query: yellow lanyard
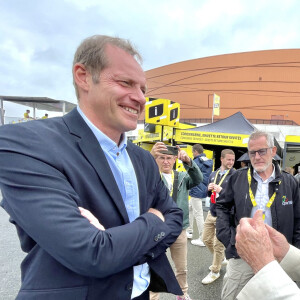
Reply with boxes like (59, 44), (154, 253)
(247, 168), (281, 219)
(212, 169), (230, 191)
(161, 171), (174, 196)
(214, 169), (230, 185)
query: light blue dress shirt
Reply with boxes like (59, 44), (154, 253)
(251, 165), (276, 226)
(77, 107), (150, 298)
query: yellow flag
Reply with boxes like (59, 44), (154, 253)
(213, 93), (220, 116)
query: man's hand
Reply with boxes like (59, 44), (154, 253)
(214, 184), (222, 193)
(236, 210), (275, 273)
(148, 208), (165, 222)
(177, 147), (191, 165)
(266, 224), (290, 262)
(208, 182), (214, 191)
(208, 182), (222, 193)
(79, 207), (105, 230)
(150, 142), (168, 159)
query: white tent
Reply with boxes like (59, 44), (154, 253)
(0, 96), (76, 125)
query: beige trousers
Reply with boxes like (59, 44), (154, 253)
(202, 211), (225, 273)
(149, 230), (188, 299)
(221, 258), (254, 300)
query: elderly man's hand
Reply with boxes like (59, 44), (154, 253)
(150, 142), (168, 159)
(236, 210), (275, 273)
(177, 147), (191, 165)
(266, 224), (290, 262)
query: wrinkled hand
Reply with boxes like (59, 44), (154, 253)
(79, 207), (105, 230)
(150, 142), (168, 159)
(266, 224), (290, 262)
(148, 208), (165, 222)
(177, 147), (191, 165)
(236, 210), (275, 273)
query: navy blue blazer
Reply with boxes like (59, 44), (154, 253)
(0, 109), (183, 300)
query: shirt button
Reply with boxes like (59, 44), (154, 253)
(161, 232), (165, 237)
(126, 283), (132, 290)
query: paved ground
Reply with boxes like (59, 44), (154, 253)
(0, 191), (223, 300)
(0, 198), (26, 299)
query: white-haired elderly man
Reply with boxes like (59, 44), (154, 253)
(216, 130), (300, 300)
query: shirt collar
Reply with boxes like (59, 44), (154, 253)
(76, 106), (127, 153)
(219, 169), (228, 176)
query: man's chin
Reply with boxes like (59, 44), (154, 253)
(253, 164), (269, 173)
(124, 123), (138, 132)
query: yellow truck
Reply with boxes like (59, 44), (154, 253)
(282, 135), (300, 173)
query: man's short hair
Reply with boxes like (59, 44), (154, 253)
(221, 149), (235, 158)
(248, 130), (274, 149)
(192, 144), (204, 154)
(73, 35), (142, 100)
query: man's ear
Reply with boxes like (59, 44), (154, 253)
(73, 63), (91, 92)
(271, 146), (277, 157)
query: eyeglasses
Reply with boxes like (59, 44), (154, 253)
(248, 148), (271, 158)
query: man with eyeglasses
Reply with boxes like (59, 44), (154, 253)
(216, 130), (300, 300)
(150, 142), (203, 300)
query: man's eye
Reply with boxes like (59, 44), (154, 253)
(118, 80), (130, 86)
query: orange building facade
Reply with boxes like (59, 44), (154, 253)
(145, 49), (300, 125)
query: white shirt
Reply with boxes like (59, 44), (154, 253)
(162, 173), (173, 193)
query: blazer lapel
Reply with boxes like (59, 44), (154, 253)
(63, 109), (129, 224)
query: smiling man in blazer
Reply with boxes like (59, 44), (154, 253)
(0, 35), (183, 300)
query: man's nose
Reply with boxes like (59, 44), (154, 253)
(131, 88), (146, 105)
(254, 151), (261, 159)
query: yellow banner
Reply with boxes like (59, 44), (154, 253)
(175, 130), (249, 147)
(213, 94), (220, 116)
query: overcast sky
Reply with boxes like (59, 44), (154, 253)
(1, 0), (299, 118)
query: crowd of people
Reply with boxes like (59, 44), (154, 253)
(0, 34), (299, 300)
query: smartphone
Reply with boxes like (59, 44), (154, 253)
(161, 145), (178, 156)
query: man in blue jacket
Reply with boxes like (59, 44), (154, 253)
(188, 144), (213, 246)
